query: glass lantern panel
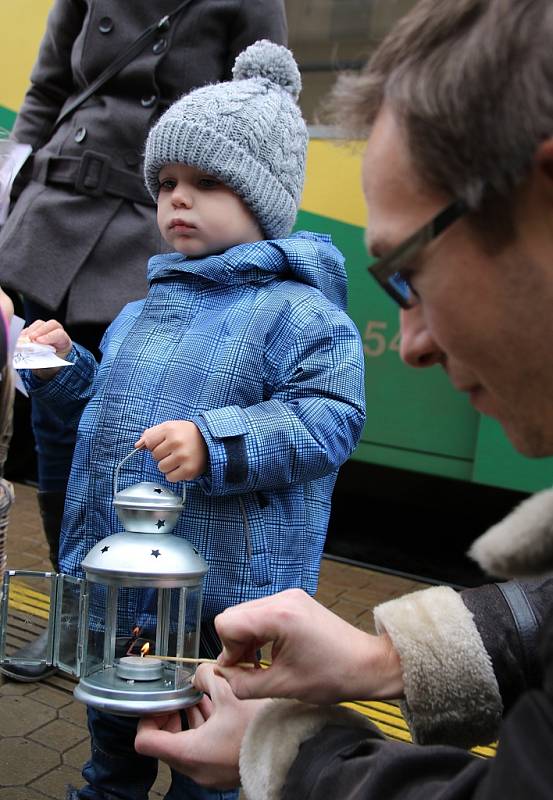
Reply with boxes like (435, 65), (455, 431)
(175, 584), (203, 689)
(53, 574), (86, 677)
(0, 571), (56, 668)
(82, 581), (109, 677)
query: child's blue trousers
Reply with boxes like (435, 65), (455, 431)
(77, 707), (239, 800)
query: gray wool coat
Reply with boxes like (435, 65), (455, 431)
(0, 0), (287, 324)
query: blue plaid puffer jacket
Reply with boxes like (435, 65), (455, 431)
(24, 231), (365, 627)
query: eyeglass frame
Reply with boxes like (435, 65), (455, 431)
(367, 198), (469, 309)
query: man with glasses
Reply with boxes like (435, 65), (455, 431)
(134, 0), (553, 797)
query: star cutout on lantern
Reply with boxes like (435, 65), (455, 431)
(101, 546), (109, 553)
(151, 549), (161, 558)
(156, 519), (166, 529)
(154, 488), (163, 494)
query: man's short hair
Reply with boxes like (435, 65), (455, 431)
(330, 0), (553, 239)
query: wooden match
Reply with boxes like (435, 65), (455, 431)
(143, 654), (258, 668)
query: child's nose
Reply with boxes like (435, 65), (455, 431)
(172, 184), (193, 208)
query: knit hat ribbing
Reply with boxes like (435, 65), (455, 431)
(144, 40), (307, 240)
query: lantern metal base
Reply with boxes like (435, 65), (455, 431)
(74, 665), (202, 716)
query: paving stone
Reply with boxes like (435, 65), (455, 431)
(0, 737), (59, 785)
(0, 787), (51, 799)
(27, 686), (73, 709)
(7, 551), (44, 569)
(59, 700), (88, 727)
(62, 738), (90, 770)
(327, 598), (367, 624)
(151, 760), (172, 796)
(0, 679), (35, 695)
(0, 695), (56, 737)
(318, 559), (375, 589)
(29, 718), (88, 752)
(30, 763), (83, 799)
(314, 586), (346, 607)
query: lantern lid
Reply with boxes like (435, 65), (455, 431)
(113, 481), (184, 512)
(81, 531), (209, 587)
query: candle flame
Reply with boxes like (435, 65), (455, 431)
(140, 642), (150, 658)
(131, 626), (141, 637)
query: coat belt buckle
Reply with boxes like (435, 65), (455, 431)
(75, 151), (111, 197)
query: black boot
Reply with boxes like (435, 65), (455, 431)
(37, 490), (66, 572)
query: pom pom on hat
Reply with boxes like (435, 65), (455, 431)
(232, 40), (302, 100)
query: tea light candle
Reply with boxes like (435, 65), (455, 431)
(116, 655), (163, 681)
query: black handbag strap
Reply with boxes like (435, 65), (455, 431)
(52, 0), (194, 132)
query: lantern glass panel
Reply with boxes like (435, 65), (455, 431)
(54, 574), (85, 676)
(0, 571), (56, 668)
(82, 581), (110, 676)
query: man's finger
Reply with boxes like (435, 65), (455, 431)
(135, 725), (190, 767)
(214, 662), (283, 700)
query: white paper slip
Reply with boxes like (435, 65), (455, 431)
(0, 134), (32, 225)
(13, 341), (73, 370)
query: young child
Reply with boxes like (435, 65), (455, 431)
(19, 41), (365, 800)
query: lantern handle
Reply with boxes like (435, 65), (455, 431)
(113, 446), (187, 505)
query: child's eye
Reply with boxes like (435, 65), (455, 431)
(198, 177), (220, 189)
(159, 178), (176, 191)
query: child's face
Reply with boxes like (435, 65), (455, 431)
(157, 164), (264, 257)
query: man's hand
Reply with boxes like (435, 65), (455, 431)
(136, 421), (208, 482)
(20, 318), (73, 380)
(135, 665), (269, 789)
(214, 589), (404, 705)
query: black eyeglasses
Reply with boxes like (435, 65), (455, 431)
(367, 198), (468, 309)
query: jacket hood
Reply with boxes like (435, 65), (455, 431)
(470, 487), (553, 578)
(147, 231), (348, 310)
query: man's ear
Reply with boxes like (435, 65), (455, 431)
(535, 138), (553, 188)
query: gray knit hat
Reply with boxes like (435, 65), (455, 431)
(144, 40), (307, 240)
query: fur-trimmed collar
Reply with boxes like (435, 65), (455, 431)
(470, 488), (553, 578)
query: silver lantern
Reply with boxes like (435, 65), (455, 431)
(0, 449), (209, 715)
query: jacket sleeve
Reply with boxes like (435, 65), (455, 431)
(192, 308), (366, 496)
(239, 699), (487, 800)
(240, 654), (553, 800)
(12, 0), (85, 151)
(225, 0), (288, 73)
(373, 577), (550, 748)
(20, 342), (98, 428)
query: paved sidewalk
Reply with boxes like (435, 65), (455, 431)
(0, 482), (428, 799)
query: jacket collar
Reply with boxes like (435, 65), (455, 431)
(146, 231), (348, 310)
(470, 487), (553, 578)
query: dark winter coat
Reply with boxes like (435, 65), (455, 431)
(238, 488), (553, 800)
(0, 0), (287, 324)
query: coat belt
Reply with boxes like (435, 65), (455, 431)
(32, 150), (155, 207)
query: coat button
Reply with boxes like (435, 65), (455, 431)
(74, 126), (87, 143)
(140, 94), (158, 108)
(98, 16), (113, 34)
(152, 37), (167, 55)
(124, 151), (141, 167)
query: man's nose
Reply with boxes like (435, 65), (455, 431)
(399, 307), (443, 368)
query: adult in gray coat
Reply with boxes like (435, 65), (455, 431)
(0, 0), (287, 590)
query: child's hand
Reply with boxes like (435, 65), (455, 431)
(20, 319), (73, 358)
(136, 421), (208, 482)
(20, 319), (73, 380)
